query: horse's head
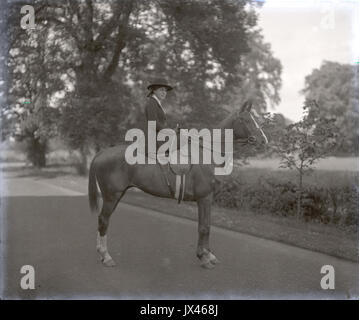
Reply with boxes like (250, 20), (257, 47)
(221, 100), (269, 146)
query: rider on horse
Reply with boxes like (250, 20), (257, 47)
(145, 78), (173, 132)
(145, 78), (179, 156)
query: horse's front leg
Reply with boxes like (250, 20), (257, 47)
(196, 194), (219, 269)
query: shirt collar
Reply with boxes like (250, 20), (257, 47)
(151, 94), (165, 113)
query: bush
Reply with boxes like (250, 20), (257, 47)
(301, 186), (329, 222)
(213, 172), (359, 231)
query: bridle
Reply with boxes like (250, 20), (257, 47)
(234, 136), (257, 145)
(232, 112), (262, 146)
(168, 111), (266, 156)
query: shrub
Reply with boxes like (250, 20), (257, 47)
(301, 186), (329, 222)
(213, 172), (359, 231)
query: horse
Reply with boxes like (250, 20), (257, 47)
(88, 101), (268, 269)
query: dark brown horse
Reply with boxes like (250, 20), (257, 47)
(88, 101), (268, 269)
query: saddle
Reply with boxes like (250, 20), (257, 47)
(168, 147), (192, 175)
(146, 132), (192, 174)
(147, 134), (192, 204)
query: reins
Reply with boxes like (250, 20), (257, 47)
(174, 131), (255, 157)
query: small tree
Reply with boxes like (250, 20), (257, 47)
(270, 100), (340, 217)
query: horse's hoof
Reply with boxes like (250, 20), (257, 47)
(201, 261), (215, 269)
(103, 258), (116, 267)
(209, 257), (220, 265)
(200, 256), (215, 269)
(208, 252), (221, 264)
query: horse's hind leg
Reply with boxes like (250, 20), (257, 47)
(96, 194), (123, 267)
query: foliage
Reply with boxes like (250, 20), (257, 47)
(2, 0), (282, 172)
(222, 29), (282, 114)
(267, 99), (340, 216)
(2, 10), (61, 167)
(214, 171), (359, 232)
(271, 100), (339, 171)
(301, 61), (359, 155)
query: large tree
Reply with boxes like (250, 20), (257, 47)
(301, 61), (359, 154)
(222, 28), (282, 116)
(3, 0), (282, 171)
(2, 1), (62, 167)
(0, 0), (8, 141)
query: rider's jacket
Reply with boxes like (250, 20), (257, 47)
(144, 94), (168, 153)
(145, 94), (167, 132)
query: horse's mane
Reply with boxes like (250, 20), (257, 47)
(217, 109), (237, 128)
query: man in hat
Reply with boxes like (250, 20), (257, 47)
(144, 78), (175, 157)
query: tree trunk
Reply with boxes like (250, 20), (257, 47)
(329, 189), (337, 223)
(27, 136), (47, 168)
(35, 147), (46, 168)
(297, 168), (303, 218)
(77, 145), (89, 175)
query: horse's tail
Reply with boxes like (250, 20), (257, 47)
(88, 159), (99, 213)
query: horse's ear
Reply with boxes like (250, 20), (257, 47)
(240, 100), (252, 113)
(239, 101), (247, 113)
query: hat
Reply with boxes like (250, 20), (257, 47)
(147, 78), (173, 92)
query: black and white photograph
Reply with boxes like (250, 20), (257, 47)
(0, 0), (359, 302)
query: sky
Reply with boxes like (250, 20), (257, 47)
(256, 0), (359, 121)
